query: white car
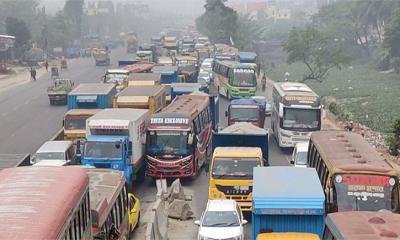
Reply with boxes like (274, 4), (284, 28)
(201, 58), (214, 73)
(195, 199), (247, 240)
(291, 142), (309, 168)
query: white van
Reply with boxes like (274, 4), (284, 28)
(291, 142), (309, 168)
(32, 140), (76, 166)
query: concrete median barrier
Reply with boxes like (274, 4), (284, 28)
(145, 198), (168, 240)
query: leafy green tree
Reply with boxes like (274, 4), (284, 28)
(283, 25), (349, 82)
(196, 0), (238, 44)
(63, 0), (84, 41)
(234, 15), (266, 50)
(384, 10), (400, 58)
(5, 17), (31, 48)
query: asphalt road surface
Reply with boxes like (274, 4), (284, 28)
(0, 47), (130, 154)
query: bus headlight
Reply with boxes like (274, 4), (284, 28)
(335, 175), (342, 183)
(389, 177), (396, 186)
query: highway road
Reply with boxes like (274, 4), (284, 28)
(0, 47), (130, 154)
(133, 86), (292, 239)
(0, 49), (291, 239)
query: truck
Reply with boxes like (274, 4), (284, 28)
(152, 65), (180, 103)
(135, 50), (153, 62)
(103, 69), (130, 92)
(81, 109), (150, 184)
(208, 122), (269, 213)
(93, 49), (110, 66)
(252, 167), (325, 239)
(47, 78), (74, 105)
(226, 98), (266, 128)
(164, 36), (178, 50)
(171, 83), (202, 100)
(63, 109), (101, 141)
(126, 35), (138, 53)
(113, 85), (168, 113)
(127, 73), (161, 87)
(0, 154), (30, 170)
(67, 83), (117, 109)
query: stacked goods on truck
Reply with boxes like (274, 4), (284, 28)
(226, 98), (266, 128)
(113, 85), (168, 113)
(68, 83), (117, 109)
(118, 60), (155, 73)
(209, 122), (269, 213)
(47, 78), (74, 105)
(82, 109), (150, 184)
(127, 73), (161, 87)
(252, 167), (325, 239)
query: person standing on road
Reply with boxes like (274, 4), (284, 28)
(30, 67), (37, 81)
(261, 73), (267, 91)
(45, 61), (49, 71)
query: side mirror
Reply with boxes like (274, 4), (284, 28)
(242, 219), (248, 225)
(194, 220), (200, 226)
(225, 111), (228, 117)
(188, 133), (194, 145)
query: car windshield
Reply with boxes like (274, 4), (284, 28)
(282, 107), (320, 130)
(147, 131), (190, 157)
(64, 115), (88, 130)
(296, 152), (308, 165)
(84, 141), (122, 159)
(202, 211), (240, 227)
(334, 174), (397, 212)
(36, 152), (65, 161)
(212, 157), (260, 179)
(230, 107), (259, 121)
(105, 73), (127, 84)
(232, 69), (255, 87)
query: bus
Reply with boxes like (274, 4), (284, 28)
(88, 168), (138, 240)
(271, 82), (321, 148)
(213, 61), (257, 99)
(0, 166), (91, 240)
(146, 94), (213, 178)
(308, 131), (400, 213)
(323, 211), (400, 239)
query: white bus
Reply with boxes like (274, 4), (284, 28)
(271, 82), (321, 148)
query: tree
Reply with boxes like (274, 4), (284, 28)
(233, 15), (266, 50)
(384, 10), (400, 58)
(196, 0), (238, 44)
(283, 25), (349, 82)
(63, 0), (84, 40)
(5, 17), (31, 49)
(386, 118), (400, 156)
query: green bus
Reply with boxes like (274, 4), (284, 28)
(212, 60), (257, 99)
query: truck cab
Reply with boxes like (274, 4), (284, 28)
(104, 69), (130, 92)
(226, 98), (266, 128)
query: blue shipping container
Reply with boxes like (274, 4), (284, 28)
(67, 83), (116, 109)
(252, 167), (325, 239)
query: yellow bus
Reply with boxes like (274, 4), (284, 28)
(308, 131), (400, 213)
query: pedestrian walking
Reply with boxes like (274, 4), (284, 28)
(261, 73), (267, 91)
(30, 67), (37, 81)
(45, 61), (49, 71)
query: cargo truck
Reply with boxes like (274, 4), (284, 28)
(226, 98), (266, 128)
(152, 65), (180, 103)
(82, 109), (150, 184)
(127, 73), (161, 87)
(93, 49), (110, 66)
(164, 36), (178, 50)
(113, 85), (168, 113)
(208, 122), (269, 213)
(252, 167), (325, 239)
(67, 83), (117, 109)
(103, 69), (130, 92)
(63, 109), (101, 141)
(170, 83), (202, 100)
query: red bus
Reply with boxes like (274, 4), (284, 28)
(88, 168), (131, 240)
(0, 166), (91, 240)
(146, 94), (213, 178)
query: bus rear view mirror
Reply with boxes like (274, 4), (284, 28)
(188, 133), (194, 145)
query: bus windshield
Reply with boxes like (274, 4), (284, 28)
(147, 131), (191, 157)
(282, 107), (320, 130)
(65, 115), (88, 130)
(334, 174), (397, 212)
(212, 157), (261, 179)
(233, 69), (255, 87)
(84, 141), (123, 159)
(230, 107), (259, 121)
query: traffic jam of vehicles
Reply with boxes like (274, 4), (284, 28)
(1, 29), (400, 240)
